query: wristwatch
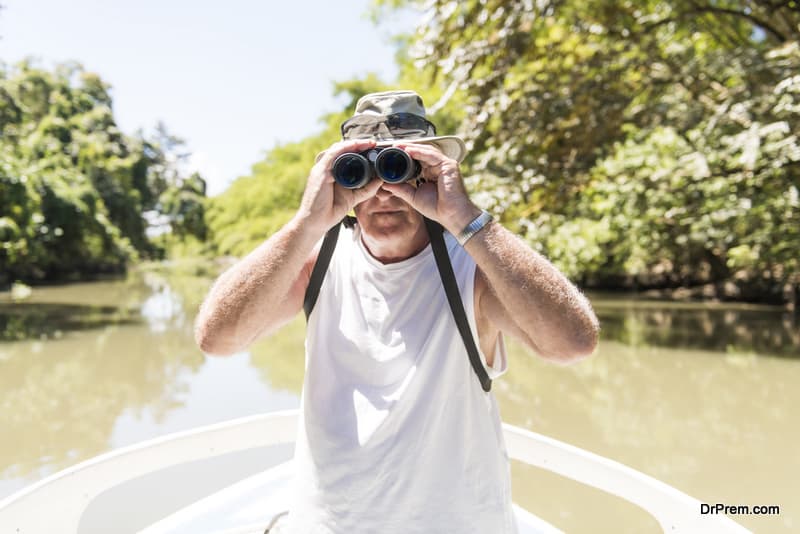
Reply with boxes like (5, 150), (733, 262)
(457, 209), (493, 246)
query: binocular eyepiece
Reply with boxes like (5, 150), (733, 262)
(332, 147), (421, 189)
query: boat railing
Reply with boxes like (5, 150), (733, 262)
(503, 424), (747, 532)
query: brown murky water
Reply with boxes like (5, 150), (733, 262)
(1, 273), (798, 533)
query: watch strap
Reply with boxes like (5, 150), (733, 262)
(457, 209), (493, 246)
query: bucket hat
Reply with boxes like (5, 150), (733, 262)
(341, 90), (467, 162)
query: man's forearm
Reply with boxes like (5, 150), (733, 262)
(464, 217), (599, 360)
(194, 215), (321, 355)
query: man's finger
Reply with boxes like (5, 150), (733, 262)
(397, 143), (450, 167)
(317, 139), (377, 168)
(351, 178), (382, 205)
(381, 182), (416, 205)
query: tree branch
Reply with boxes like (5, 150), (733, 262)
(642, 2), (788, 44)
(686, 1), (787, 43)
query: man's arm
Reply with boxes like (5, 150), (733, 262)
(467, 219), (599, 363)
(194, 139), (382, 355)
(384, 143), (599, 364)
(194, 220), (320, 355)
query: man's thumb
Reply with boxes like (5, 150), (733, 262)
(352, 179), (382, 204)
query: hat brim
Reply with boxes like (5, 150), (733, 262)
(376, 135), (467, 163)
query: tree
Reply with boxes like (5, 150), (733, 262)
(0, 61), (207, 284)
(374, 0), (800, 302)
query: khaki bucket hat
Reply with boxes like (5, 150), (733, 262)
(340, 90), (467, 163)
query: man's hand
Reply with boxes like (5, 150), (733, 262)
(381, 143), (481, 236)
(296, 139), (383, 235)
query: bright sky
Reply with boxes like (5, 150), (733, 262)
(0, 0), (416, 195)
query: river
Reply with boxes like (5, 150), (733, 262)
(0, 270), (797, 533)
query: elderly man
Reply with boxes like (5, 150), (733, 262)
(195, 90), (599, 533)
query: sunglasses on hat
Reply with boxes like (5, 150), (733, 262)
(341, 112), (437, 140)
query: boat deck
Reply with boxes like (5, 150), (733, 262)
(140, 461), (561, 534)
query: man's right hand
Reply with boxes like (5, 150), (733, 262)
(295, 139), (383, 235)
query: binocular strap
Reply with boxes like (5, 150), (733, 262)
(303, 222), (342, 319)
(423, 217), (492, 393)
(303, 217), (492, 393)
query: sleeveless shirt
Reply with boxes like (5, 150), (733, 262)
(285, 224), (517, 533)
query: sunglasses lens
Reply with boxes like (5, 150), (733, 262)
(341, 113), (436, 139)
(386, 113), (435, 135)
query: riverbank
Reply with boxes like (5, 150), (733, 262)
(4, 257), (799, 311)
(641, 283), (798, 311)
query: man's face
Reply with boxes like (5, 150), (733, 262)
(353, 185), (427, 260)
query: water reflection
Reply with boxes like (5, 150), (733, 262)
(0, 278), (153, 342)
(593, 293), (800, 358)
(0, 275), (204, 483)
(249, 317), (306, 394)
(0, 302), (138, 341)
(140, 272), (189, 333)
(0, 325), (203, 478)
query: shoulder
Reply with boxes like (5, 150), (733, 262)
(307, 221), (361, 284)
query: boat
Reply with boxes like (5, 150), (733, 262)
(0, 409), (749, 533)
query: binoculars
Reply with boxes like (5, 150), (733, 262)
(332, 147), (422, 189)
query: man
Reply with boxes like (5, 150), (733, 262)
(195, 90), (599, 533)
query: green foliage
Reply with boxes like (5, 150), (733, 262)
(375, 0), (800, 298)
(200, 0), (799, 303)
(0, 61), (207, 284)
(205, 137), (324, 258)
(158, 172), (207, 241)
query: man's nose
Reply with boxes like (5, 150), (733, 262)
(375, 184), (393, 200)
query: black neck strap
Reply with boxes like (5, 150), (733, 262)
(303, 216), (492, 392)
(303, 224), (339, 319)
(302, 216), (355, 319)
(423, 217), (492, 392)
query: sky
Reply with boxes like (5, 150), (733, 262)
(0, 0), (416, 195)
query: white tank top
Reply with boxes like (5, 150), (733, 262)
(286, 225), (517, 534)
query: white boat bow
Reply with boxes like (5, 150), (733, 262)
(0, 409), (748, 533)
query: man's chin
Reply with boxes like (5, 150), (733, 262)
(363, 218), (413, 240)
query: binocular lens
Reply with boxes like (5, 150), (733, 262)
(331, 147), (421, 189)
(375, 148), (416, 184)
(332, 153), (371, 189)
